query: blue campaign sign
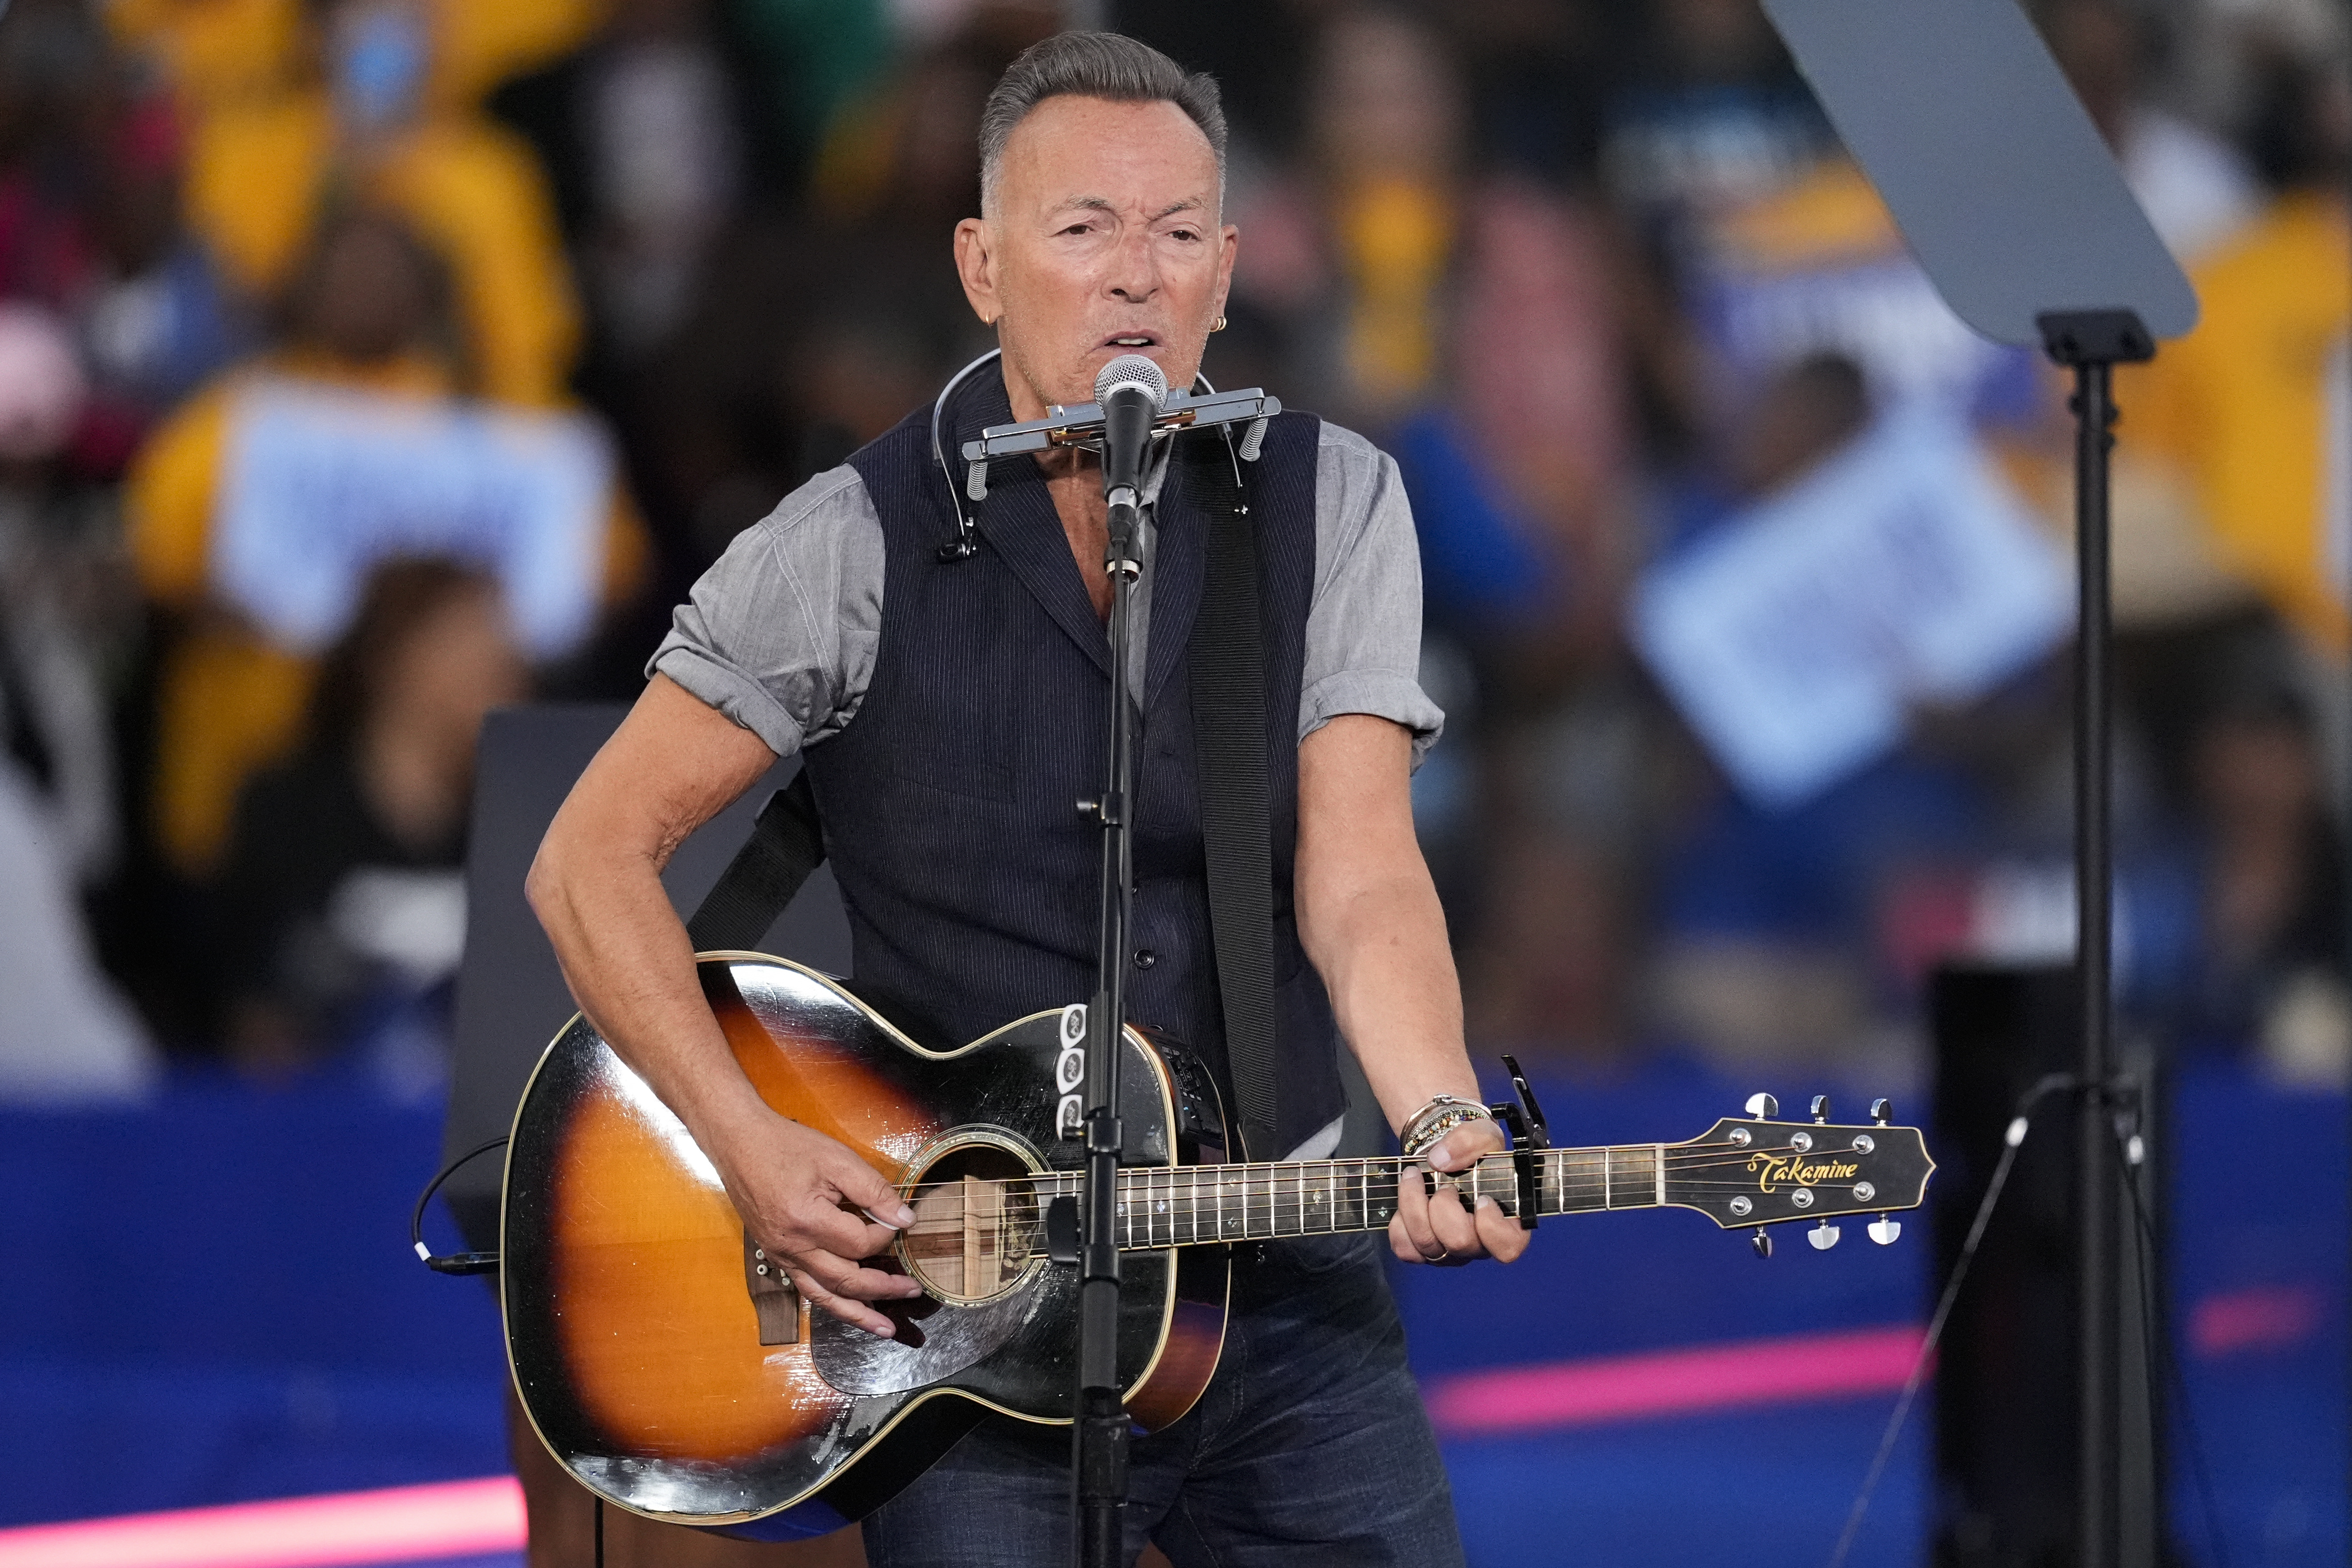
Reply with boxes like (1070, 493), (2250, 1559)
(212, 379), (614, 659)
(1633, 408), (2071, 809)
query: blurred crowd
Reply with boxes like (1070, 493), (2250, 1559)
(0, 0), (2342, 1103)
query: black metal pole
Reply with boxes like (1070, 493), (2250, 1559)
(2071, 353), (2118, 1568)
(1072, 457), (1146, 1568)
(2038, 307), (2152, 1568)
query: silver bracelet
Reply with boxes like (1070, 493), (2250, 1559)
(1401, 1095), (1495, 1158)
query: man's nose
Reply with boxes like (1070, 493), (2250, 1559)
(1104, 225), (1159, 303)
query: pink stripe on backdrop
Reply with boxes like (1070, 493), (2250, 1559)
(2189, 1284), (2325, 1357)
(1423, 1324), (1929, 1438)
(0, 1477), (525, 1568)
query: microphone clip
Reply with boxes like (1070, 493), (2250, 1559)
(958, 385), (1282, 469)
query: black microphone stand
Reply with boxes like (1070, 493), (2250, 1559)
(1070, 379), (1158, 1568)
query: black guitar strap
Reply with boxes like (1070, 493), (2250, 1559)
(685, 769), (825, 951)
(1184, 438), (1281, 1164)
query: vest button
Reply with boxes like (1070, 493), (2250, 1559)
(1132, 948), (1157, 970)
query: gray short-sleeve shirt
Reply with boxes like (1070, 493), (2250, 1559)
(650, 421), (1443, 764)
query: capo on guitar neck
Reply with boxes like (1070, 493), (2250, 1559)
(1489, 1055), (1551, 1231)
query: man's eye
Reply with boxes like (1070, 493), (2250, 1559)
(1060, 222), (1096, 236)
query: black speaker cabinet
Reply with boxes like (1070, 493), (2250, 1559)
(1929, 962), (2163, 1568)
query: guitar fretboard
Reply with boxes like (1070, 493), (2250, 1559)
(1007, 1146), (1670, 1255)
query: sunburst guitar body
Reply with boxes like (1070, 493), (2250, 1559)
(501, 954), (1230, 1541)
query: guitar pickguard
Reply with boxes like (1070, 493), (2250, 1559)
(809, 1270), (1051, 1395)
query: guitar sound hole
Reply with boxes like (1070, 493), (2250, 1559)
(896, 1143), (1041, 1305)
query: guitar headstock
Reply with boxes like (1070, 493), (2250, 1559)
(1665, 1094), (1935, 1254)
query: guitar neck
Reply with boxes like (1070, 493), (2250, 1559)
(1025, 1147), (1675, 1252)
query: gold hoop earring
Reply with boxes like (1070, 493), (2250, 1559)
(1211, 315), (1227, 332)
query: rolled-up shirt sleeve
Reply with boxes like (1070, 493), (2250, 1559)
(647, 465), (883, 759)
(1301, 424), (1446, 768)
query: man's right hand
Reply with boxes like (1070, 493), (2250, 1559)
(709, 1111), (925, 1338)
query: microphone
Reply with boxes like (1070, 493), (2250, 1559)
(1093, 354), (1168, 513)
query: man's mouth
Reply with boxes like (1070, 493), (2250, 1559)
(1100, 333), (1160, 350)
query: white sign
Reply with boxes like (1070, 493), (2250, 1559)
(214, 379), (613, 658)
(1632, 408), (2072, 808)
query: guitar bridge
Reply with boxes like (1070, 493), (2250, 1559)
(744, 1232), (800, 1345)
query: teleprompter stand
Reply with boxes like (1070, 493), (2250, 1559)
(1759, 2), (2197, 1562)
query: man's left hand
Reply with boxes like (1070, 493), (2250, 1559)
(1389, 1116), (1531, 1267)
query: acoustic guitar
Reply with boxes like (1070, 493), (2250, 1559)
(501, 954), (1935, 1541)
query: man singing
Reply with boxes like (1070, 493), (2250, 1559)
(529, 30), (1525, 1566)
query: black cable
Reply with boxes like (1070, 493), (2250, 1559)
(2108, 1118), (2233, 1568)
(594, 1495), (604, 1568)
(1825, 1073), (2077, 1568)
(409, 1135), (507, 1275)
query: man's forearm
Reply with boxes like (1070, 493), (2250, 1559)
(524, 675), (781, 1157)
(1295, 716), (1484, 1134)
(528, 838), (769, 1146)
(1306, 868), (1481, 1134)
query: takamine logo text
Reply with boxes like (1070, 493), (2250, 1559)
(1055, 1005), (1086, 1139)
(1748, 1152), (1860, 1193)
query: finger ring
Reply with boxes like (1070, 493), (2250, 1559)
(1420, 1240), (1448, 1262)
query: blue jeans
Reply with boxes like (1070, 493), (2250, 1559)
(862, 1233), (1465, 1568)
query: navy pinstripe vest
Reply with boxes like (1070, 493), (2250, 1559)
(801, 380), (1345, 1159)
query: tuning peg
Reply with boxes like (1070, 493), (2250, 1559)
(1751, 1229), (1773, 1259)
(1868, 1215), (1902, 1245)
(1808, 1217), (1841, 1250)
(1744, 1092), (1778, 1120)
(1870, 1097), (1892, 1126)
(1810, 1094), (1831, 1123)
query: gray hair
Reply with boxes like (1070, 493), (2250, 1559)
(977, 32), (1227, 215)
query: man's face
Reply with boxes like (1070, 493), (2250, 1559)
(955, 95), (1235, 422)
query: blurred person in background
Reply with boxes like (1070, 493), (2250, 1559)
(1632, 352), (1955, 1070)
(0, 0), (112, 315)
(1225, 8), (1646, 1067)
(175, 0), (584, 408)
(590, 8), (1043, 579)
(1598, 0), (1830, 230)
(0, 299), (156, 1101)
(127, 205), (642, 893)
(213, 556), (527, 1080)
(0, 0), (246, 476)
(108, 0), (604, 129)
(76, 91), (249, 475)
(492, 0), (747, 374)
(2039, 0), (2260, 265)
(2185, 669), (2348, 1084)
(2127, 45), (2349, 674)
